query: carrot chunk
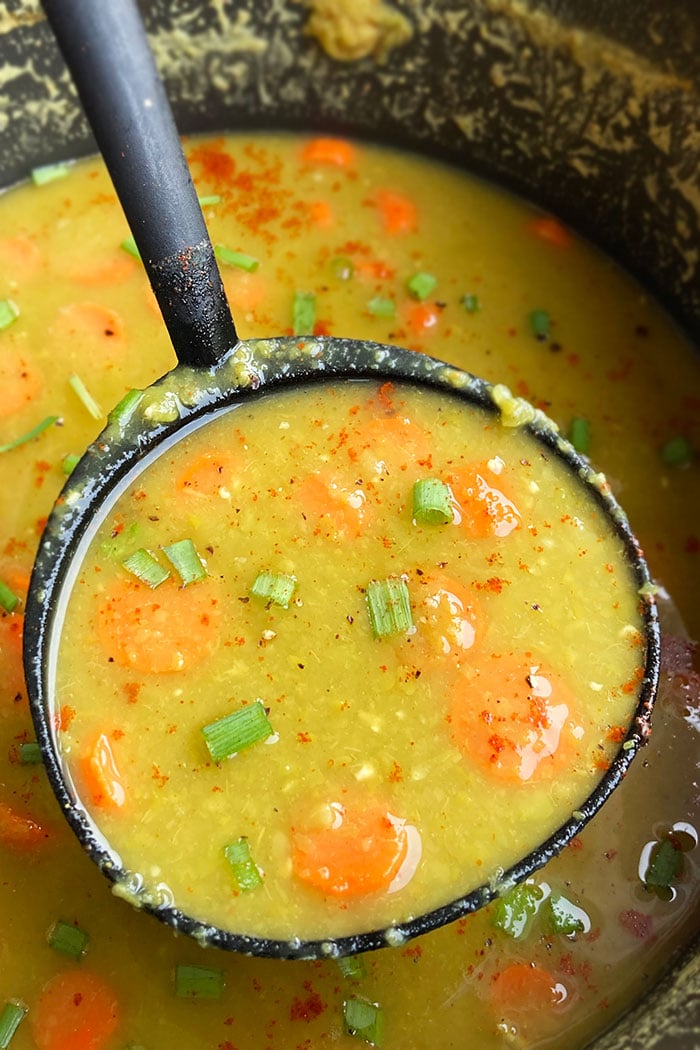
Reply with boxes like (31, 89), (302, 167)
(0, 799), (53, 849)
(297, 473), (371, 540)
(374, 190), (418, 234)
(0, 349), (43, 419)
(411, 573), (480, 660)
(66, 252), (137, 287)
(489, 962), (567, 1017)
(300, 138), (357, 168)
(449, 462), (521, 538)
(78, 733), (126, 810)
(528, 215), (572, 248)
(50, 302), (126, 360)
(175, 449), (240, 498)
(406, 301), (440, 336)
(31, 970), (120, 1050)
(0, 611), (25, 702)
(0, 234), (44, 281)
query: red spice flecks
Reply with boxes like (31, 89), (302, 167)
(487, 733), (506, 754)
(297, 731), (312, 744)
(388, 761), (404, 783)
(401, 943), (423, 959)
(187, 140), (236, 189)
(607, 725), (627, 743)
(56, 704), (76, 731)
(123, 682), (141, 704)
(618, 909), (654, 940)
(472, 576), (508, 593)
(289, 985), (327, 1022)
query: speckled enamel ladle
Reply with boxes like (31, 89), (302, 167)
(24, 0), (660, 960)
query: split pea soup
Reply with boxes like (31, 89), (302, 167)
(54, 376), (647, 943)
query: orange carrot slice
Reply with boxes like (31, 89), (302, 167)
(78, 733), (126, 810)
(411, 573), (480, 660)
(175, 449), (240, 498)
(31, 970), (120, 1050)
(528, 215), (572, 248)
(374, 189), (418, 234)
(66, 252), (137, 287)
(297, 473), (371, 540)
(406, 301), (440, 336)
(0, 349), (43, 419)
(489, 961), (567, 1018)
(300, 138), (357, 168)
(50, 302), (126, 360)
(449, 653), (580, 782)
(222, 269), (268, 316)
(0, 799), (53, 849)
(449, 462), (521, 539)
(0, 611), (25, 702)
(0, 234), (44, 281)
(291, 802), (416, 897)
(95, 577), (221, 674)
(349, 411), (432, 478)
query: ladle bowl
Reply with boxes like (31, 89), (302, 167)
(23, 0), (660, 959)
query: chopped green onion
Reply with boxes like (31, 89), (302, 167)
(529, 308), (551, 340)
(19, 741), (42, 765)
(644, 838), (683, 889)
(31, 162), (70, 185)
(337, 955), (367, 981)
(661, 435), (692, 468)
(224, 836), (264, 892)
(367, 297), (396, 319)
(120, 236), (141, 260)
(62, 452), (81, 475)
(547, 894), (587, 935)
(406, 272), (437, 301)
(343, 997), (384, 1045)
(202, 700), (273, 762)
(330, 256), (354, 281)
(293, 291), (316, 336)
(214, 244), (259, 272)
(492, 882), (543, 939)
(412, 478), (453, 525)
(568, 417), (590, 455)
(47, 919), (90, 960)
(0, 299), (20, 331)
(69, 373), (103, 420)
(0, 580), (20, 614)
(161, 539), (206, 585)
(460, 293), (480, 313)
(366, 577), (413, 639)
(0, 415), (58, 454)
(250, 571), (296, 609)
(0, 1001), (27, 1048)
(198, 194), (222, 206)
(174, 964), (224, 1000)
(122, 549), (170, 589)
(108, 388), (145, 429)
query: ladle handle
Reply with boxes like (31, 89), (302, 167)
(41, 0), (238, 369)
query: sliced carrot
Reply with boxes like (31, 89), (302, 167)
(374, 189), (418, 234)
(0, 233), (44, 281)
(349, 408), (432, 477)
(50, 302), (126, 360)
(66, 252), (137, 287)
(222, 269), (268, 316)
(449, 653), (580, 782)
(449, 462), (521, 539)
(406, 301), (440, 337)
(0, 610), (25, 702)
(354, 258), (396, 282)
(0, 348), (43, 419)
(78, 732), (126, 810)
(174, 448), (240, 498)
(489, 961), (567, 1018)
(95, 577), (221, 674)
(308, 199), (334, 228)
(300, 138), (357, 168)
(528, 215), (572, 248)
(411, 573), (480, 660)
(291, 802), (415, 897)
(297, 472), (370, 540)
(0, 799), (53, 849)
(31, 970), (120, 1050)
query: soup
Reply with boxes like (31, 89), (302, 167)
(0, 135), (697, 1049)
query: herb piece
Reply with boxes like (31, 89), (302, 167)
(644, 838), (683, 890)
(174, 964), (224, 1000)
(568, 417), (590, 455)
(412, 478), (453, 525)
(214, 244), (259, 272)
(0, 1001), (27, 1048)
(122, 549), (170, 589)
(331, 256), (354, 281)
(460, 293), (480, 313)
(69, 373), (103, 420)
(108, 389), (145, 429)
(250, 571), (296, 609)
(120, 236), (141, 260)
(0, 415), (58, 454)
(0, 580), (20, 614)
(198, 194), (222, 206)
(492, 882), (543, 939)
(161, 539), (206, 585)
(367, 297), (396, 319)
(343, 997), (384, 1045)
(19, 742), (42, 765)
(62, 452), (81, 475)
(293, 291), (316, 336)
(0, 300), (20, 331)
(224, 837), (264, 892)
(547, 894), (586, 935)
(529, 308), (551, 341)
(406, 272), (437, 302)
(31, 162), (70, 185)
(660, 436), (692, 468)
(366, 578), (413, 639)
(47, 919), (90, 960)
(201, 700), (273, 762)
(337, 955), (368, 981)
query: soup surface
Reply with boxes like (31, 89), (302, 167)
(0, 134), (698, 1049)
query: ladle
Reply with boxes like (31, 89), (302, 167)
(25, 0), (660, 960)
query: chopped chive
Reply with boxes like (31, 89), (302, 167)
(366, 577), (413, 639)
(0, 580), (20, 614)
(0, 299), (20, 331)
(198, 194), (222, 206)
(547, 894), (587, 935)
(661, 435), (692, 468)
(343, 997), (384, 1045)
(293, 291), (316, 336)
(31, 162), (70, 185)
(492, 883), (543, 939)
(161, 539), (206, 585)
(529, 308), (551, 340)
(250, 571), (296, 609)
(337, 955), (367, 981)
(69, 374), (103, 420)
(460, 293), (480, 313)
(406, 272), (437, 301)
(122, 548), (170, 589)
(644, 838), (683, 889)
(412, 478), (453, 525)
(224, 836), (264, 892)
(47, 919), (90, 960)
(214, 244), (259, 272)
(0, 415), (58, 454)
(367, 297), (396, 319)
(120, 236), (141, 260)
(0, 1001), (27, 1048)
(568, 417), (590, 455)
(19, 741), (42, 765)
(330, 256), (354, 281)
(108, 388), (145, 429)
(201, 700), (273, 762)
(174, 964), (224, 1000)
(62, 452), (81, 475)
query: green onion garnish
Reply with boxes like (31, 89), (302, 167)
(661, 435), (692, 468)
(330, 256), (354, 281)
(0, 1001), (27, 1049)
(412, 478), (453, 524)
(568, 417), (591, 455)
(198, 194), (222, 207)
(47, 919), (90, 960)
(529, 308), (551, 340)
(406, 272), (437, 301)
(250, 571), (296, 609)
(460, 293), (480, 313)
(224, 836), (264, 892)
(214, 244), (259, 273)
(367, 297), (396, 319)
(174, 964), (224, 1000)
(0, 415), (58, 454)
(644, 838), (683, 889)
(62, 452), (81, 475)
(337, 955), (367, 981)
(120, 236), (141, 260)
(31, 162), (70, 185)
(122, 549), (170, 589)
(19, 741), (42, 765)
(343, 997), (384, 1045)
(0, 300), (20, 331)
(546, 894), (587, 935)
(201, 700), (273, 762)
(366, 578), (413, 639)
(108, 388), (145, 429)
(492, 882), (543, 939)
(0, 580), (20, 614)
(69, 373), (103, 420)
(161, 539), (206, 585)
(292, 291), (316, 336)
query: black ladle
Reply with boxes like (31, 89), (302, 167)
(25, 0), (660, 960)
